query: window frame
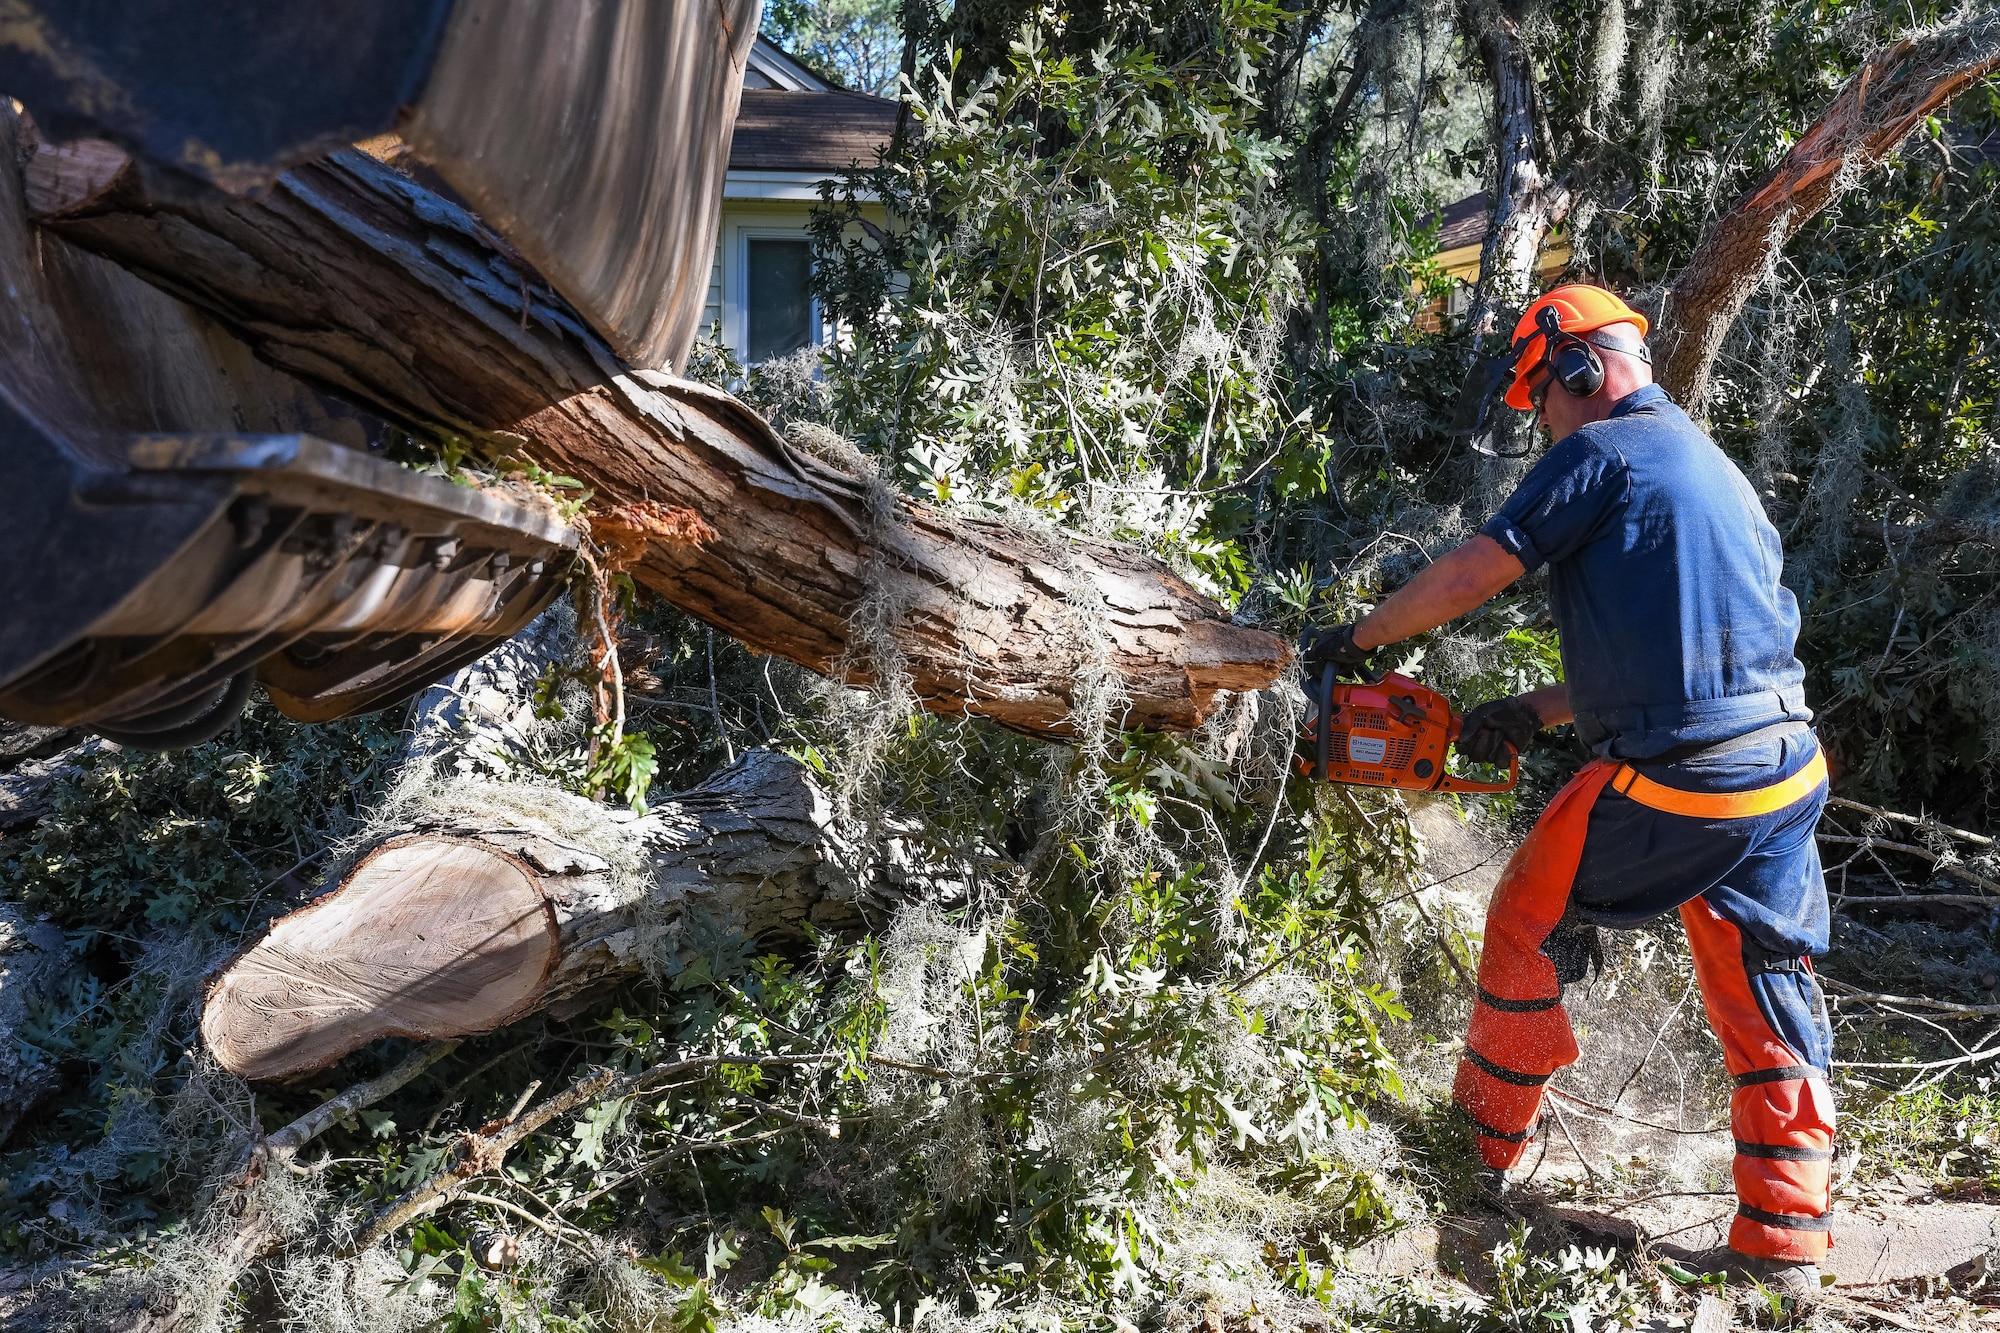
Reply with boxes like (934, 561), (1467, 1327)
(724, 216), (824, 366)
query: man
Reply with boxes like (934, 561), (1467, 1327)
(1307, 284), (1834, 1298)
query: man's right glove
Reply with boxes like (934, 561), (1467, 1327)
(1299, 622), (1375, 680)
(1457, 695), (1543, 765)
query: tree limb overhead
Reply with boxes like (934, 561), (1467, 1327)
(1654, 12), (2000, 410)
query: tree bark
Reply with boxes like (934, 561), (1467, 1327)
(200, 747), (874, 1080)
(29, 141), (1288, 739)
(1654, 12), (2000, 412)
(1463, 4), (1574, 341)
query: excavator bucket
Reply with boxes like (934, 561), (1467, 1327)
(0, 0), (758, 744)
(0, 397), (577, 747)
(0, 0), (757, 371)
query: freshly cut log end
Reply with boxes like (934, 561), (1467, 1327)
(202, 750), (868, 1081)
(201, 836), (556, 1080)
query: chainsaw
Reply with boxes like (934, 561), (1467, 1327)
(1296, 665), (1519, 794)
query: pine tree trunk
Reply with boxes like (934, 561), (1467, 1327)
(1462, 6), (1574, 340)
(28, 140), (1288, 739)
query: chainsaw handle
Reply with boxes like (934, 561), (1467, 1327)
(1439, 707), (1521, 793)
(1314, 664), (1335, 782)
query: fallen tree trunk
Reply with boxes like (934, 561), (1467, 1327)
(1654, 11), (2000, 411)
(200, 747), (876, 1080)
(28, 140), (1288, 738)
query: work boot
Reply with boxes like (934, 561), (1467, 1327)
(1472, 1164), (1524, 1215)
(1666, 1247), (1827, 1313)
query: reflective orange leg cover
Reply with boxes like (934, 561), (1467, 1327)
(1453, 761), (1619, 1168)
(1681, 895), (1835, 1263)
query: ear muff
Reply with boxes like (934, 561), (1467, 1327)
(1531, 304), (1604, 402)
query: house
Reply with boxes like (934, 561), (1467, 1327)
(703, 39), (899, 363)
(1428, 191), (1574, 288)
(1414, 191), (1574, 330)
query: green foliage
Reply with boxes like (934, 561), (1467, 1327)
(1, 698), (399, 934)
(0, 701), (401, 1258)
(390, 1220), (555, 1332)
(554, 796), (1417, 1308)
(1376, 1225), (1646, 1331)
(1837, 1080), (2000, 1193)
(1387, 1099), (1496, 1218)
(811, 3), (1324, 598)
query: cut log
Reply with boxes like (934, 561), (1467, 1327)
(30, 143), (1289, 738)
(200, 749), (871, 1080)
(1653, 12), (2000, 411)
(202, 837), (556, 1079)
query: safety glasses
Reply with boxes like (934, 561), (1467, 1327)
(1526, 360), (1555, 413)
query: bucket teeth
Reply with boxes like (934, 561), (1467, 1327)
(0, 426), (578, 744)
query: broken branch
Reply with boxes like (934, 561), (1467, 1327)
(1655, 12), (2000, 409)
(1825, 795), (1994, 848)
(265, 1040), (463, 1160)
(1823, 977), (2000, 1016)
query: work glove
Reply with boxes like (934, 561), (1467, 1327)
(1456, 695), (1543, 765)
(1543, 912), (1605, 988)
(1299, 622), (1374, 681)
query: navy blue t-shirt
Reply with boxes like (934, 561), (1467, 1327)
(1479, 384), (1812, 760)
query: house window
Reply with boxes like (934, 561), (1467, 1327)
(746, 237), (813, 362)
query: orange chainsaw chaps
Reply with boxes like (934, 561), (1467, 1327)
(1681, 896), (1835, 1263)
(1452, 761), (1619, 1167)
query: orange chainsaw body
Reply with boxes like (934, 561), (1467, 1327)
(1296, 668), (1518, 794)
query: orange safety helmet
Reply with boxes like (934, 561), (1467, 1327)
(1503, 285), (1651, 411)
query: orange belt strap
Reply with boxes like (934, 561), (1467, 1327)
(1611, 750), (1827, 819)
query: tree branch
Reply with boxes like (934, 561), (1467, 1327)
(1655, 13), (2000, 410)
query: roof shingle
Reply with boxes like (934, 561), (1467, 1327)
(730, 89), (898, 173)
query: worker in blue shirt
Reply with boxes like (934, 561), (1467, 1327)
(1304, 285), (1834, 1302)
